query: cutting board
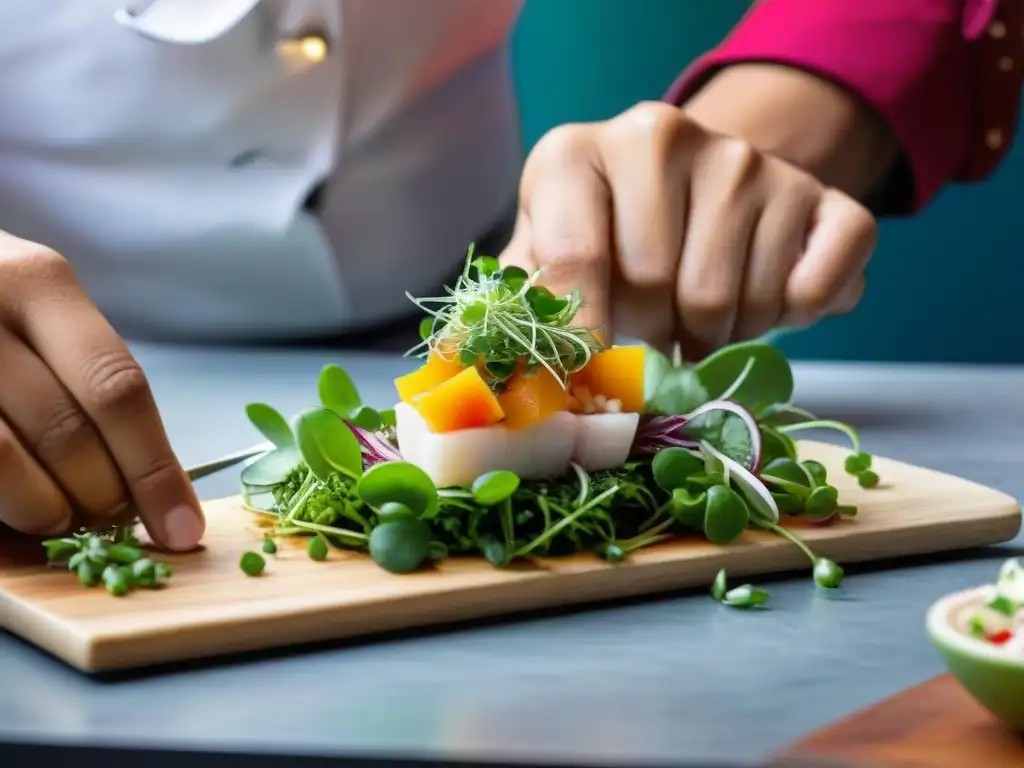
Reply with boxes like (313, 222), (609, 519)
(770, 675), (1024, 768)
(0, 441), (1019, 673)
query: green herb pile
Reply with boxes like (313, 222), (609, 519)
(234, 254), (880, 608)
(42, 527), (173, 597)
(408, 246), (603, 385)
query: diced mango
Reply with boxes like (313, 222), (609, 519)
(498, 368), (569, 429)
(393, 352), (464, 404)
(570, 346), (646, 413)
(413, 366), (505, 432)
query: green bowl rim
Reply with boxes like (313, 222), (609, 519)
(926, 585), (1024, 670)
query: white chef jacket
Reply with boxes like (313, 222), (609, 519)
(0, 0), (524, 341)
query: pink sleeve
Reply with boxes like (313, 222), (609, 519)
(665, 0), (1024, 213)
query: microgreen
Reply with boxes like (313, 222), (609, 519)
(471, 470), (521, 506)
(245, 403), (295, 448)
(102, 565), (130, 597)
(357, 461), (438, 518)
(294, 407), (363, 481)
(43, 527), (173, 596)
(369, 518), (432, 574)
(712, 569), (770, 609)
(857, 470), (880, 488)
(702, 485), (750, 545)
(405, 245), (602, 385)
(692, 341), (794, 413)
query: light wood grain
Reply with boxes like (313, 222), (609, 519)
(771, 675), (1024, 768)
(0, 441), (1019, 673)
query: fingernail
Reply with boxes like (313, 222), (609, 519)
(161, 504), (205, 551)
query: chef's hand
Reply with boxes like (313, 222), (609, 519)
(0, 230), (203, 549)
(499, 101), (877, 354)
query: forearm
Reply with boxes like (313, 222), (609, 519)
(682, 63), (900, 202)
(663, 0), (1023, 216)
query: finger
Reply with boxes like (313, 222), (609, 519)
(599, 107), (691, 287)
(783, 189), (877, 328)
(677, 140), (763, 349)
(829, 273), (866, 316)
(0, 328), (127, 524)
(0, 416), (70, 536)
(13, 268), (204, 551)
(520, 128), (613, 336)
(497, 213), (536, 275)
(731, 182), (820, 341)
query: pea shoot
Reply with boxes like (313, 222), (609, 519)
(262, 538), (278, 555)
(712, 569), (770, 609)
(42, 527), (173, 596)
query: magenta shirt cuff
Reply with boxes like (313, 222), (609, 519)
(664, 0), (1021, 213)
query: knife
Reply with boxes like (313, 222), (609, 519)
(184, 441), (273, 482)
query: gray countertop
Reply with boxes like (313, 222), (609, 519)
(2, 344), (1022, 767)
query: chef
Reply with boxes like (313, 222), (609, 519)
(0, 0), (888, 551)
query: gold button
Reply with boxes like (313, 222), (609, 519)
(1000, 56), (1014, 71)
(990, 20), (1007, 39)
(986, 128), (1004, 149)
(276, 35), (328, 64)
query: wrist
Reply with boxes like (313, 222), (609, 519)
(682, 63), (900, 201)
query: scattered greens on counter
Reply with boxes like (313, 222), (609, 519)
(42, 527), (173, 596)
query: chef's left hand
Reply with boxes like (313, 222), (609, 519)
(498, 101), (877, 356)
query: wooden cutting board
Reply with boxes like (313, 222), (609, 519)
(770, 675), (1024, 768)
(0, 441), (1019, 673)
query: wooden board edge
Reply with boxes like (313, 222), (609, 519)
(7, 442), (1023, 674)
(0, 589), (92, 671)
(60, 505), (1024, 673)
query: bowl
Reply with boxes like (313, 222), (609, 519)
(926, 585), (1024, 731)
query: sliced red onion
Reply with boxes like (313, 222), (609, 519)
(630, 414), (700, 457)
(345, 422), (403, 467)
(685, 400), (763, 472)
(701, 440), (780, 527)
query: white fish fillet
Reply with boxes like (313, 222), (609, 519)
(572, 412), (641, 471)
(394, 403), (639, 487)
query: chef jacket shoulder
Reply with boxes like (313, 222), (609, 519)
(0, 0), (524, 341)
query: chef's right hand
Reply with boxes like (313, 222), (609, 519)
(0, 230), (204, 550)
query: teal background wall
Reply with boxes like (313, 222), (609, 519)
(510, 1), (1023, 363)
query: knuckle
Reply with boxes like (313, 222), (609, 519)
(788, 278), (835, 316)
(127, 454), (183, 499)
(680, 286), (735, 325)
(534, 238), (606, 273)
(840, 198), (879, 254)
(32, 403), (95, 463)
(614, 101), (701, 156)
(0, 243), (71, 280)
(81, 351), (153, 416)
(0, 246), (74, 317)
(529, 122), (591, 165)
(0, 429), (20, 468)
(713, 138), (763, 187)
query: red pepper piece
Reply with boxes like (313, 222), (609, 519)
(989, 630), (1014, 645)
